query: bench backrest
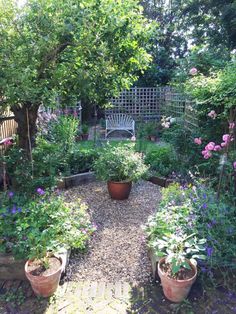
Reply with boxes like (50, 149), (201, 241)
(106, 114), (134, 128)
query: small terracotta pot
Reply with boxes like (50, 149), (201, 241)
(158, 257), (197, 303)
(149, 135), (157, 142)
(107, 181), (132, 200)
(82, 134), (89, 140)
(25, 257), (63, 297)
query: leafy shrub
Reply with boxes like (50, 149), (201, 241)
(2, 139), (61, 193)
(144, 144), (177, 177)
(94, 144), (148, 182)
(48, 115), (78, 153)
(68, 147), (99, 175)
(145, 182), (236, 269)
(0, 189), (95, 260)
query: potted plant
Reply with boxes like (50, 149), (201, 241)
(156, 233), (206, 303)
(8, 189), (95, 297)
(81, 124), (89, 140)
(93, 144), (148, 199)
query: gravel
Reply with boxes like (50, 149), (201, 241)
(63, 180), (161, 284)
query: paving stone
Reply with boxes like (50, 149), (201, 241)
(89, 281), (98, 298)
(104, 282), (114, 300)
(122, 282), (131, 299)
(114, 281), (122, 299)
(96, 281), (106, 299)
(81, 281), (91, 298)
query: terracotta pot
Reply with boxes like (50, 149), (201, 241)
(158, 257), (197, 303)
(107, 181), (132, 200)
(82, 134), (89, 140)
(149, 135), (157, 142)
(25, 257), (63, 297)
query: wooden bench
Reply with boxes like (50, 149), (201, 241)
(105, 114), (135, 138)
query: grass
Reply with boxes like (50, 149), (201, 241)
(75, 139), (161, 153)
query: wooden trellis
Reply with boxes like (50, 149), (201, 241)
(106, 87), (168, 121)
(106, 86), (199, 132)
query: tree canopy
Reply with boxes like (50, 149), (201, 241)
(0, 0), (152, 150)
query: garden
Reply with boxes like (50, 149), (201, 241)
(0, 0), (236, 313)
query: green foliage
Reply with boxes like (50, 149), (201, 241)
(145, 182), (236, 269)
(68, 147), (98, 175)
(157, 233), (206, 276)
(161, 123), (201, 173)
(144, 144), (177, 177)
(94, 144), (148, 182)
(81, 124), (89, 135)
(0, 0), (152, 109)
(48, 115), (78, 152)
(0, 190), (95, 260)
(185, 61), (236, 119)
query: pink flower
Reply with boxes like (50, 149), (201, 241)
(131, 135), (136, 142)
(221, 142), (227, 147)
(194, 137), (202, 145)
(214, 145), (222, 151)
(233, 161), (236, 170)
(202, 150), (208, 156)
(189, 67), (198, 75)
(207, 110), (217, 120)
(229, 122), (235, 129)
(222, 134), (231, 143)
(203, 152), (212, 159)
(205, 142), (215, 151)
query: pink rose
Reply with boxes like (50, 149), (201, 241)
(202, 150), (208, 156)
(203, 152), (212, 159)
(205, 142), (215, 151)
(222, 134), (231, 143)
(207, 110), (217, 120)
(194, 137), (202, 145)
(229, 122), (235, 129)
(189, 67), (198, 75)
(221, 142), (227, 147)
(214, 145), (222, 151)
(234, 161), (236, 170)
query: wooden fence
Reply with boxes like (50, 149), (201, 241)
(0, 109), (17, 141)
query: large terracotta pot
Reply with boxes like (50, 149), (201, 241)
(158, 257), (197, 303)
(107, 181), (132, 200)
(25, 257), (63, 297)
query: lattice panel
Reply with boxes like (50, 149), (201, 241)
(106, 87), (167, 121)
(184, 100), (199, 132)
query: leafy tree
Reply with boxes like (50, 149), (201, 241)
(0, 0), (152, 152)
(138, 0), (235, 86)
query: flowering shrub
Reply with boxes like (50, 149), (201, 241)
(94, 144), (148, 182)
(145, 182), (236, 270)
(0, 190), (95, 260)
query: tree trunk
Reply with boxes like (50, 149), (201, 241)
(11, 103), (40, 155)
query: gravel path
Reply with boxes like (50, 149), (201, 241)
(63, 180), (161, 284)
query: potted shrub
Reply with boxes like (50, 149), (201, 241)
(3, 189), (95, 297)
(156, 233), (206, 303)
(81, 124), (89, 140)
(93, 144), (148, 199)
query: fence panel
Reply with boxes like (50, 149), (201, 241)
(0, 109), (17, 141)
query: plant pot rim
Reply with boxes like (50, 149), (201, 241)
(158, 256), (197, 283)
(108, 180), (132, 184)
(25, 256), (62, 278)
